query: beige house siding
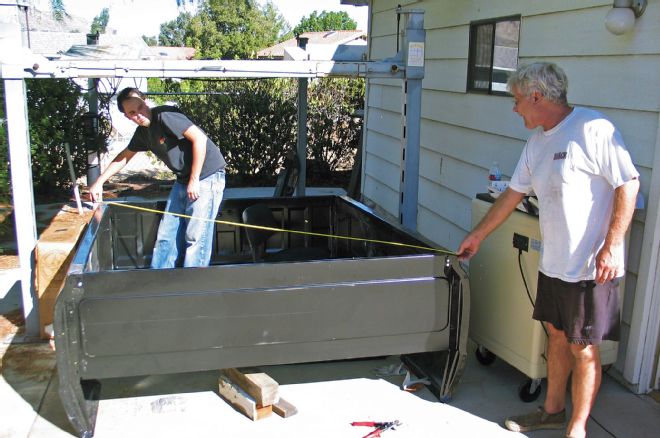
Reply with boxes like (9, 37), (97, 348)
(362, 0), (660, 388)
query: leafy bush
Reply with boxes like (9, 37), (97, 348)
(307, 77), (364, 176)
(0, 83), (9, 206)
(0, 83), (11, 242)
(25, 79), (89, 196)
(153, 77), (364, 187)
(175, 78), (298, 186)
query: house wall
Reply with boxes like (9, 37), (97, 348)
(362, 0), (660, 388)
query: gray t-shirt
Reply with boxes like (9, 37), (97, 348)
(127, 106), (226, 183)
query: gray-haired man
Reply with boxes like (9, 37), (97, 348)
(458, 62), (639, 438)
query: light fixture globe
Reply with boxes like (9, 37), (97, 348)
(605, 7), (636, 35)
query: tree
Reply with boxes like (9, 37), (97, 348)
(50, 0), (65, 20)
(90, 8), (110, 35)
(25, 80), (89, 196)
(262, 1), (291, 40)
(292, 10), (357, 36)
(160, 0), (286, 59)
(0, 83), (9, 210)
(159, 12), (193, 47)
(176, 79), (298, 184)
(307, 78), (364, 174)
(149, 1), (364, 187)
(142, 35), (158, 46)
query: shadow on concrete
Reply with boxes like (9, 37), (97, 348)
(1, 319), (76, 436)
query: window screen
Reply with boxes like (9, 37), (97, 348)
(467, 16), (520, 94)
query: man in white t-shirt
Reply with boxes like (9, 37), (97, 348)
(457, 63), (639, 438)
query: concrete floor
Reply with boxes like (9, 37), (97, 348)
(1, 318), (659, 438)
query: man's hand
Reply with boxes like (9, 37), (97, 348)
(86, 147), (136, 204)
(187, 176), (200, 201)
(595, 245), (621, 284)
(457, 233), (481, 261)
(89, 180), (103, 202)
(596, 178), (638, 284)
(456, 188), (525, 261)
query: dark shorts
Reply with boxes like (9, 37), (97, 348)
(533, 272), (621, 345)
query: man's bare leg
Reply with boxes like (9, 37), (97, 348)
(566, 343), (601, 438)
(544, 323), (573, 414)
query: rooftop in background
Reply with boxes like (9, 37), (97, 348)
(60, 38), (196, 61)
(19, 3), (195, 61)
(257, 30), (366, 60)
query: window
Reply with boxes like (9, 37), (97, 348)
(467, 16), (520, 95)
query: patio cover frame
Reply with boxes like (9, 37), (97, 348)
(1, 7), (426, 337)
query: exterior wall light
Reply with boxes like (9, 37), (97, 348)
(605, 0), (647, 35)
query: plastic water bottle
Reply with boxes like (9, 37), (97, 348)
(488, 162), (501, 181)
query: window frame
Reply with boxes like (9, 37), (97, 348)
(467, 15), (521, 96)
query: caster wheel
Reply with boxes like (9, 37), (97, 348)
(438, 394), (452, 403)
(518, 378), (542, 402)
(475, 346), (496, 366)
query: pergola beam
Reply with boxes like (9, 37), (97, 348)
(2, 9), (424, 339)
(1, 57), (403, 338)
(1, 59), (405, 80)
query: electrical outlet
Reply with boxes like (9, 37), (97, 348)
(513, 233), (529, 252)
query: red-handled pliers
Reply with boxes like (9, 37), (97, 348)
(351, 420), (401, 438)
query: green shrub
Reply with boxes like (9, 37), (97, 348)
(0, 82), (9, 206)
(156, 77), (364, 187)
(0, 83), (11, 241)
(307, 77), (364, 175)
(25, 79), (89, 196)
(176, 78), (298, 186)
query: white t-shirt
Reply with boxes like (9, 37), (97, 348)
(509, 107), (639, 282)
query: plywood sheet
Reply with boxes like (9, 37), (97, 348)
(36, 207), (92, 339)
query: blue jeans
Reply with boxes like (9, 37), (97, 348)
(150, 170), (225, 269)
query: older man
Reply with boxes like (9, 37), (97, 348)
(457, 63), (639, 438)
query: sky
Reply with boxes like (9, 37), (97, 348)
(58, 0), (369, 38)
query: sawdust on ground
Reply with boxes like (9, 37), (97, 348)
(0, 309), (24, 340)
(0, 342), (55, 382)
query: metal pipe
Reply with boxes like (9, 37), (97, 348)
(296, 37), (309, 197)
(399, 9), (425, 231)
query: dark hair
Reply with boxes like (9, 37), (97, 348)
(117, 87), (146, 113)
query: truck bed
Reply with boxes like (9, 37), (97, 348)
(54, 195), (469, 437)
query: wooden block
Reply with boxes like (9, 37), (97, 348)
(222, 367), (279, 406)
(0, 255), (19, 270)
(218, 374), (272, 421)
(35, 209), (92, 339)
(273, 397), (298, 418)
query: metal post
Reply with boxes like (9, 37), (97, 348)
(398, 10), (425, 231)
(4, 78), (40, 337)
(296, 37), (309, 197)
(1, 0), (39, 337)
(85, 32), (100, 186)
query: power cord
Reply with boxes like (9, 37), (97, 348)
(517, 248), (548, 340)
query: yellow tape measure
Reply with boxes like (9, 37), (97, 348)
(105, 201), (456, 256)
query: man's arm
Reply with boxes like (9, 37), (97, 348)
(595, 178), (640, 283)
(182, 125), (208, 201)
(88, 148), (136, 202)
(457, 188), (525, 260)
